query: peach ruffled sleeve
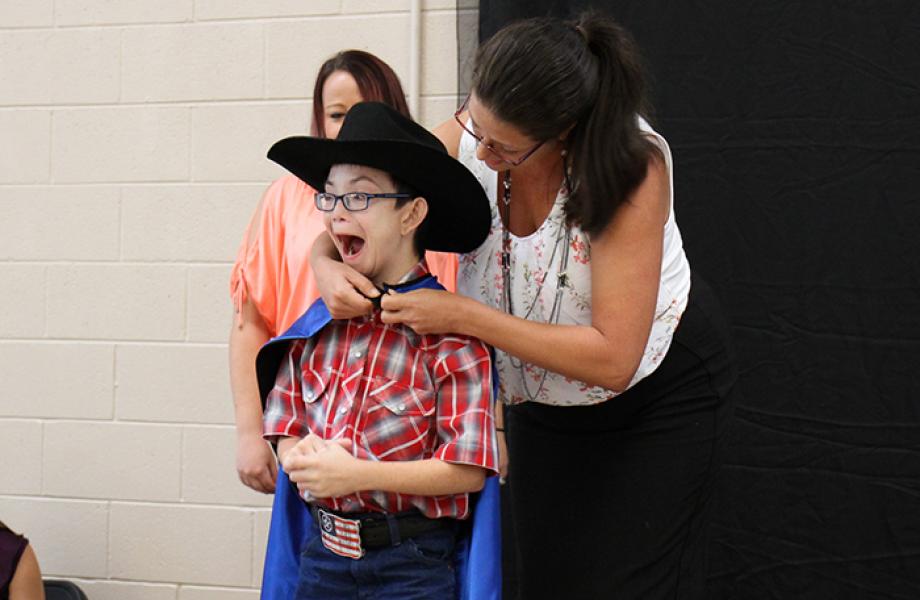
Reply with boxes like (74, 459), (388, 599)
(230, 176), (325, 335)
(231, 178), (284, 334)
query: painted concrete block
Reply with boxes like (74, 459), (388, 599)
(55, 0), (192, 26)
(0, 419), (42, 494)
(0, 342), (114, 419)
(121, 184), (258, 262)
(0, 265), (44, 338)
(116, 344), (233, 424)
(190, 103), (303, 182)
(0, 497), (108, 578)
(194, 0), (339, 20)
(0, 0), (53, 27)
(122, 23), (262, 103)
(46, 265), (186, 341)
(110, 503), (253, 586)
(0, 110), (50, 183)
(264, 16), (409, 100)
(43, 421), (182, 501)
(188, 265), (234, 344)
(182, 425), (273, 507)
(0, 186), (120, 260)
(52, 107), (188, 183)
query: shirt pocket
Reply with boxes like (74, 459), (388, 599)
(300, 368), (331, 404)
(298, 368), (337, 437)
(362, 376), (437, 461)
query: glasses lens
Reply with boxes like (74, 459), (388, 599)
(315, 193), (335, 211)
(456, 95), (539, 166)
(343, 192), (369, 211)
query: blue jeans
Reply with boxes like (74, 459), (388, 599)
(295, 523), (457, 599)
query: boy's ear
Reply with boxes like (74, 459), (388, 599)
(400, 196), (428, 236)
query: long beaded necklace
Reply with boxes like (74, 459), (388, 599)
(499, 169), (572, 402)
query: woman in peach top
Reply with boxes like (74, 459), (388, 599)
(228, 50), (457, 494)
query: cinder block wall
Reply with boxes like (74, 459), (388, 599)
(0, 2), (474, 598)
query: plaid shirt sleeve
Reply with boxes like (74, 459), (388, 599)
(430, 336), (499, 475)
(262, 339), (309, 442)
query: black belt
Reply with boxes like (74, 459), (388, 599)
(309, 505), (456, 549)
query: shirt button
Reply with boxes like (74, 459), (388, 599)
(398, 403), (406, 411)
(305, 392), (314, 401)
(338, 406), (348, 415)
(353, 351), (363, 358)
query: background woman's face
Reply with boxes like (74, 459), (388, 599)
(321, 70), (363, 139)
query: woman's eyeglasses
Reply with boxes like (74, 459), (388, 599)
(314, 192), (410, 212)
(453, 95), (544, 166)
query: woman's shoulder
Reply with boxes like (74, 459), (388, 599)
(250, 174), (318, 229)
(0, 523), (27, 556)
(636, 117), (672, 162)
(433, 113), (465, 159)
(263, 174), (314, 208)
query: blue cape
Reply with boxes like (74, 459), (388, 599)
(256, 275), (501, 599)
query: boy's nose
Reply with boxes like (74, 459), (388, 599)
(330, 197), (351, 218)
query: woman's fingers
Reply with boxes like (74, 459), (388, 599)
(324, 266), (373, 318)
(312, 253), (375, 318)
(345, 269), (380, 300)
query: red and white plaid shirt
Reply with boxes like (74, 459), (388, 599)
(263, 261), (498, 520)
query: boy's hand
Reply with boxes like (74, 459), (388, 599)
(284, 436), (362, 498)
(289, 433), (327, 456)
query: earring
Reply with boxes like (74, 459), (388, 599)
(561, 148), (568, 158)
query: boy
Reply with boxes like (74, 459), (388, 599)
(255, 102), (499, 599)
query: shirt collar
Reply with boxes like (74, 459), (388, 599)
(388, 258), (430, 289)
(363, 259), (432, 313)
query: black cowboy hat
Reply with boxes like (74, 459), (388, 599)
(267, 101), (490, 254)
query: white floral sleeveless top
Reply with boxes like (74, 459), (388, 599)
(457, 118), (691, 406)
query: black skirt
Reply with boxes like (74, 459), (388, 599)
(503, 274), (736, 600)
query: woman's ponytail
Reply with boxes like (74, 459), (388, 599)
(472, 12), (658, 237)
(566, 13), (658, 236)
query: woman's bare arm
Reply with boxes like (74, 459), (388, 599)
(8, 543), (44, 600)
(381, 156), (670, 392)
(229, 295), (277, 493)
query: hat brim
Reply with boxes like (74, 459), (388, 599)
(268, 137), (491, 254)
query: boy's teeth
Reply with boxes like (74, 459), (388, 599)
(340, 235), (363, 257)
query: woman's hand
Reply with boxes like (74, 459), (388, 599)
(311, 254), (378, 319)
(236, 433), (277, 493)
(380, 288), (467, 335)
(310, 231), (378, 319)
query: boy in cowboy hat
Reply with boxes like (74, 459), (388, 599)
(255, 102), (499, 599)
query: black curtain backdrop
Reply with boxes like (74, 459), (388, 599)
(477, 2), (920, 598)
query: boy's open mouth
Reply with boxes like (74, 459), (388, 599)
(337, 234), (365, 259)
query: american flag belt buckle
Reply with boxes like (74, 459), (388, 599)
(317, 508), (365, 559)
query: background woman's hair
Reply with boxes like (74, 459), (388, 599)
(472, 12), (659, 236)
(311, 50), (411, 137)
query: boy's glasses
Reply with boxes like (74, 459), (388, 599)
(315, 192), (410, 212)
(453, 95), (544, 166)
